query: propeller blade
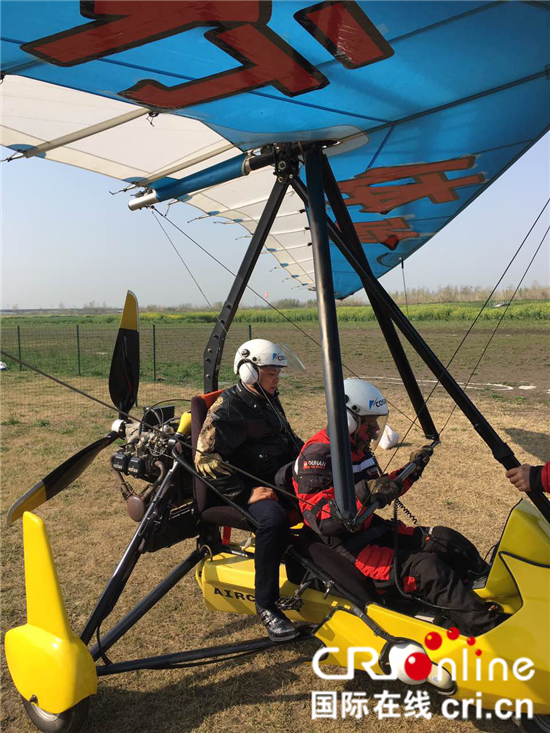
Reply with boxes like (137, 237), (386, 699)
(109, 290), (140, 417)
(7, 432), (118, 524)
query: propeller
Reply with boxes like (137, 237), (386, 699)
(109, 290), (140, 417)
(7, 291), (140, 525)
(6, 430), (121, 524)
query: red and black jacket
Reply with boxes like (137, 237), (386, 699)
(531, 461), (550, 493)
(292, 427), (417, 538)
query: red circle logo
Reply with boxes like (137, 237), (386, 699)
(404, 652), (432, 681)
(424, 632), (442, 650)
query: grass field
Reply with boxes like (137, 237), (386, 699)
(2, 319), (549, 733)
(3, 300), (550, 326)
(2, 319), (550, 406)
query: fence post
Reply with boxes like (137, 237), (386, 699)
(17, 326), (22, 371)
(76, 324), (81, 376)
(153, 324), (157, 382)
(248, 324), (252, 341)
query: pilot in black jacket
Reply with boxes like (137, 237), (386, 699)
(195, 339), (303, 642)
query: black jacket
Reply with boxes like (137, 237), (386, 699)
(196, 382), (303, 506)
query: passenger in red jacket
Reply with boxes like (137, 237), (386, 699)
(293, 379), (503, 637)
(506, 462), (550, 493)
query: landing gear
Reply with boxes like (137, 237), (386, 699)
(516, 715), (550, 733)
(21, 696), (91, 733)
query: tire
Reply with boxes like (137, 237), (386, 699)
(515, 714), (550, 733)
(21, 696), (90, 733)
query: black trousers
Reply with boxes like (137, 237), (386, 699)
(248, 498), (290, 609)
(341, 525), (498, 637)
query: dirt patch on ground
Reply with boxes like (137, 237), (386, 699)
(265, 322), (550, 406)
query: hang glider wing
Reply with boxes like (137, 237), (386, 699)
(1, 1), (548, 297)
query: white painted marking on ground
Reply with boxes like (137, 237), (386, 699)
(358, 375), (545, 392)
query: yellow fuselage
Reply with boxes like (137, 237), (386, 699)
(197, 499), (550, 713)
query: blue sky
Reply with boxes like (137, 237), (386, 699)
(1, 133), (548, 310)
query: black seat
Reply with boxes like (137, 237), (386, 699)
(191, 391), (252, 530)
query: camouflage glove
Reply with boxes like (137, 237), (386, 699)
(370, 476), (400, 508)
(409, 445), (433, 478)
(195, 452), (231, 479)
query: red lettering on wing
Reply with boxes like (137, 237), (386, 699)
(295, 1), (393, 68)
(354, 218), (419, 249)
(122, 24), (328, 109)
(22, 0), (266, 66)
(21, 0), (395, 111)
(339, 157), (484, 214)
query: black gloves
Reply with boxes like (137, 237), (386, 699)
(359, 445), (434, 511)
(409, 445), (433, 479)
(370, 476), (400, 508)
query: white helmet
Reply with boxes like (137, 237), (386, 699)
(343, 379), (388, 447)
(234, 339), (287, 385)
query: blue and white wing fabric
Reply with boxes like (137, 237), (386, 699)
(1, 1), (548, 297)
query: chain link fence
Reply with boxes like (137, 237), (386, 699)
(0, 323), (256, 423)
(0, 321), (326, 428)
(1, 323), (257, 386)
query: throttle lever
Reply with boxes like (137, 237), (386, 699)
(349, 440), (440, 532)
(394, 439), (440, 487)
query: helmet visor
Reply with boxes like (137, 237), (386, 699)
(360, 413), (388, 450)
(277, 343), (306, 377)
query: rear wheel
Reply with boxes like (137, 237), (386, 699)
(21, 696), (90, 733)
(515, 715), (550, 733)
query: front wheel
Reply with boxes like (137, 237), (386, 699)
(515, 715), (550, 733)
(21, 696), (90, 733)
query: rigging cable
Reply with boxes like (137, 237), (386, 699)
(384, 214), (550, 618)
(439, 223), (549, 434)
(0, 351), (151, 419)
(152, 206), (280, 371)
(151, 208), (305, 454)
(152, 211), (213, 311)
(380, 196), (550, 474)
(0, 348), (319, 510)
(400, 257), (410, 318)
(153, 206), (422, 431)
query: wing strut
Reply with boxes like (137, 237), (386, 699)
(304, 146), (357, 521)
(293, 163), (439, 442)
(172, 140), (548, 524)
(7, 108), (149, 160)
(203, 175), (292, 392)
(315, 152), (550, 524)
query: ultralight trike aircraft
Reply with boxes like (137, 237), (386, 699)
(1, 1), (550, 732)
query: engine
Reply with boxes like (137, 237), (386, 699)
(110, 405), (193, 524)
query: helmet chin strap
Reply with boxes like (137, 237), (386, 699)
(251, 380), (301, 452)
